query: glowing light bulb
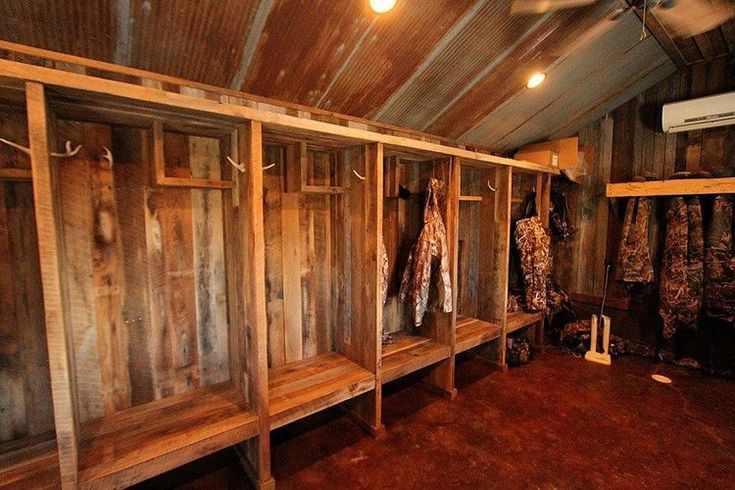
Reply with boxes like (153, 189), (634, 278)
(370, 0), (397, 14)
(527, 72), (546, 89)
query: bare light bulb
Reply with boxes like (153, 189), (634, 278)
(527, 72), (546, 89)
(370, 0), (397, 13)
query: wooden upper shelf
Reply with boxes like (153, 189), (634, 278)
(606, 177), (735, 197)
(0, 42), (557, 175)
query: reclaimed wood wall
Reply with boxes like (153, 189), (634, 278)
(556, 56), (735, 369)
(262, 145), (351, 369)
(0, 108), (54, 449)
(54, 122), (231, 423)
(457, 166), (501, 323)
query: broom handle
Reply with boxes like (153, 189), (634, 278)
(599, 263), (611, 320)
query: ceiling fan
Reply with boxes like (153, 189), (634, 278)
(509, 0), (735, 38)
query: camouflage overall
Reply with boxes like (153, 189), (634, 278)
(617, 197), (654, 284)
(704, 196), (735, 323)
(514, 215), (551, 312)
(399, 178), (453, 326)
(659, 197), (703, 338)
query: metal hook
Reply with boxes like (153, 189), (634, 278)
(227, 156), (246, 173)
(0, 137), (31, 155)
(487, 180), (496, 192)
(352, 168), (366, 181)
(101, 147), (113, 167)
(50, 140), (82, 158)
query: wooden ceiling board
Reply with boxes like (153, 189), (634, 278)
(127, 0), (258, 87)
(373, 0), (544, 129)
(461, 11), (647, 148)
(0, 0), (116, 61)
(423, 0), (621, 139)
(311, 0), (473, 117)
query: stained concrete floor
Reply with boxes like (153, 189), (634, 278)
(136, 349), (735, 489)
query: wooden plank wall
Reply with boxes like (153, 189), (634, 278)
(263, 145), (350, 369)
(557, 57), (735, 369)
(0, 108), (54, 450)
(53, 122), (232, 423)
(457, 166), (500, 323)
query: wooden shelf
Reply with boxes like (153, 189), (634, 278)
(455, 315), (502, 354)
(459, 195), (483, 202)
(0, 167), (32, 181)
(78, 382), (257, 488)
(269, 352), (375, 430)
(381, 332), (450, 384)
(606, 177), (735, 197)
(0, 438), (59, 489)
(506, 310), (543, 334)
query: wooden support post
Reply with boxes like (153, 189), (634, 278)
(338, 143), (384, 437)
(228, 121), (274, 489)
(422, 156), (459, 399)
(26, 81), (80, 487)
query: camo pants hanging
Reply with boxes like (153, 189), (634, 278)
(704, 196), (735, 323)
(659, 197), (703, 339)
(514, 216), (550, 312)
(617, 197), (654, 284)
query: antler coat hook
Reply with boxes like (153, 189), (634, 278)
(51, 140), (82, 158)
(352, 169), (366, 181)
(101, 147), (113, 167)
(0, 137), (30, 155)
(487, 180), (496, 192)
(227, 156), (246, 173)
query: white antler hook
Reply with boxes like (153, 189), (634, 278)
(101, 147), (113, 167)
(227, 156), (246, 173)
(51, 140), (82, 158)
(352, 169), (366, 181)
(0, 137), (31, 155)
(262, 163), (276, 171)
(487, 180), (496, 192)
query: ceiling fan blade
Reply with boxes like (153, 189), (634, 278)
(653, 0), (735, 37)
(510, 0), (598, 15)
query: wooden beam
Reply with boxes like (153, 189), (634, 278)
(0, 58), (558, 175)
(26, 81), (80, 487)
(627, 1), (688, 68)
(0, 167), (32, 181)
(606, 177), (735, 197)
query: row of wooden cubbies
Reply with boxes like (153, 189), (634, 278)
(0, 42), (554, 489)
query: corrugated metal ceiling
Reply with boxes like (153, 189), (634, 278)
(0, 0), (725, 151)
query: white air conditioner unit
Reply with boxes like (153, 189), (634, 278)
(662, 91), (735, 133)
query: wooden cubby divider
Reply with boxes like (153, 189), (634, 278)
(0, 53), (553, 489)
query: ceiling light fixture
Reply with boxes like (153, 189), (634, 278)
(370, 0), (397, 14)
(527, 72), (546, 89)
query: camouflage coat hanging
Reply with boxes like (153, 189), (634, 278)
(617, 197), (654, 285)
(659, 197), (703, 339)
(704, 196), (735, 323)
(514, 215), (551, 312)
(399, 178), (453, 326)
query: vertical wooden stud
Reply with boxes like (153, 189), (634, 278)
(26, 82), (79, 487)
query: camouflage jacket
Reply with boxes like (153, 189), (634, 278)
(399, 178), (453, 326)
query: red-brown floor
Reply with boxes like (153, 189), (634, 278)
(135, 349), (735, 489)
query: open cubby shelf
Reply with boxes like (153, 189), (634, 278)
(455, 316), (503, 354)
(269, 353), (375, 430)
(381, 332), (451, 384)
(79, 382), (257, 486)
(0, 437), (59, 489)
(506, 311), (544, 334)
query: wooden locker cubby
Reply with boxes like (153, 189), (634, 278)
(380, 154), (457, 397)
(507, 170), (551, 345)
(455, 164), (510, 362)
(0, 96), (61, 488)
(31, 91), (266, 488)
(261, 136), (381, 434)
